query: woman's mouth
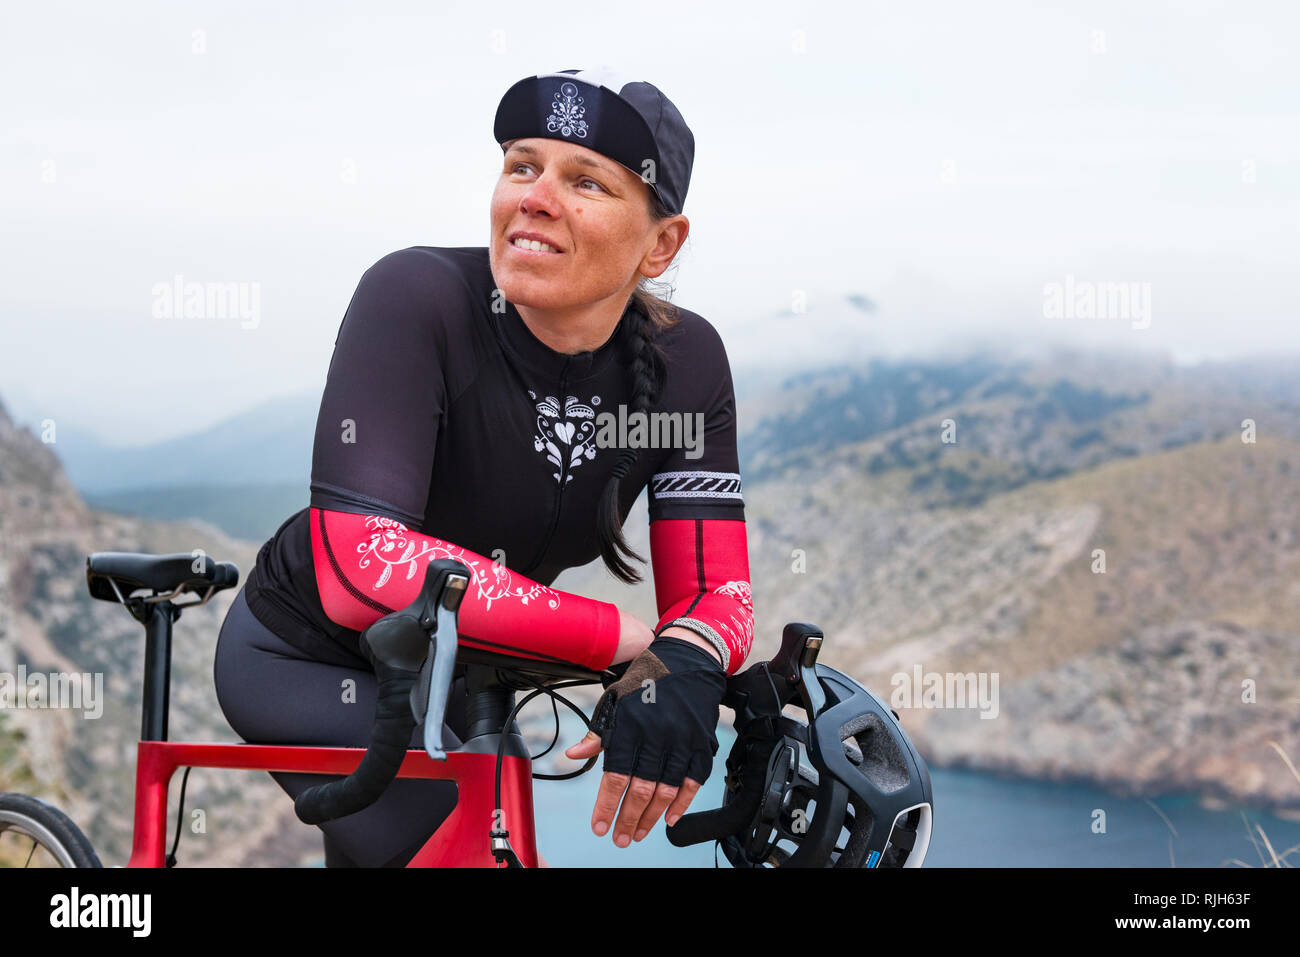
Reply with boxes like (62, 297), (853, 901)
(508, 236), (562, 255)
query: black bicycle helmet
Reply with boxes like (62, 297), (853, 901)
(667, 623), (934, 868)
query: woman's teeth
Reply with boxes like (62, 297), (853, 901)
(512, 238), (558, 253)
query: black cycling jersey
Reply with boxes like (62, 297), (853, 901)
(243, 246), (744, 668)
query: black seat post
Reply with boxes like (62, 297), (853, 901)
(139, 600), (179, 741)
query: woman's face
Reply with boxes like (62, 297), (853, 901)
(489, 137), (681, 314)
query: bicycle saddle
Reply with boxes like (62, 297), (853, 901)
(86, 552), (239, 603)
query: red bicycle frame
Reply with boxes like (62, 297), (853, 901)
(83, 553), (576, 869)
(127, 740), (538, 867)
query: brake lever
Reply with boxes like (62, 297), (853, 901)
(666, 624), (820, 851)
(411, 597), (461, 760)
(363, 558), (469, 761)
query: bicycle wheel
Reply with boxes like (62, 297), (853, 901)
(0, 793), (102, 868)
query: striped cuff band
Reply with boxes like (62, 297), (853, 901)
(657, 617), (730, 673)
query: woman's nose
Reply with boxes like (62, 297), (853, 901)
(519, 173), (562, 214)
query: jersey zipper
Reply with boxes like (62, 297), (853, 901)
(522, 358), (571, 576)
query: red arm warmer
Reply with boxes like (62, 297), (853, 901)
(309, 507), (621, 671)
(649, 518), (754, 676)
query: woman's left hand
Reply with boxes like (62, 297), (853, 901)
(564, 633), (726, 846)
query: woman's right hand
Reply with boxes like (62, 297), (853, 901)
(612, 608), (654, 664)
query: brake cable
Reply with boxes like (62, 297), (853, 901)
(165, 766), (193, 868)
(488, 675), (602, 866)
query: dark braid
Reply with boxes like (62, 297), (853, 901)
(595, 186), (684, 584)
(596, 300), (666, 584)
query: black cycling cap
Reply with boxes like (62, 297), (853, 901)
(493, 66), (695, 216)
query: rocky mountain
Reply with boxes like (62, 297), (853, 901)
(557, 347), (1300, 816)
(739, 431), (1300, 812)
(0, 397), (323, 866)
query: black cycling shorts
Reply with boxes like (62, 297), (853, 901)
(213, 585), (466, 867)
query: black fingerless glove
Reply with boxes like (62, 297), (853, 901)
(588, 635), (727, 787)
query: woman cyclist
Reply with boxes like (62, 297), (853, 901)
(213, 67), (754, 867)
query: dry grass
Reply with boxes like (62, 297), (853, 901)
(1145, 741), (1299, 867)
(1221, 742), (1300, 868)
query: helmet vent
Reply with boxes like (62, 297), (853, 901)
(839, 713), (911, 793)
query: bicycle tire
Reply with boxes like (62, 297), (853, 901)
(0, 793), (102, 868)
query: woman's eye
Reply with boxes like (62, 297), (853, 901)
(507, 163), (603, 193)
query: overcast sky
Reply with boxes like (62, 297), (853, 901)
(2, 0), (1296, 445)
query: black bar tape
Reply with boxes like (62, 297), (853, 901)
(294, 659), (418, 825)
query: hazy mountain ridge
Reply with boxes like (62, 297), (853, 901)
(42, 391), (320, 495)
(739, 350), (1300, 514)
(85, 482), (308, 543)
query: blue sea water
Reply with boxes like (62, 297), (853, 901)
(529, 726), (1300, 868)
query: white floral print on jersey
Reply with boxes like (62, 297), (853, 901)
(714, 579), (754, 662)
(357, 515), (560, 610)
(528, 390), (601, 484)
